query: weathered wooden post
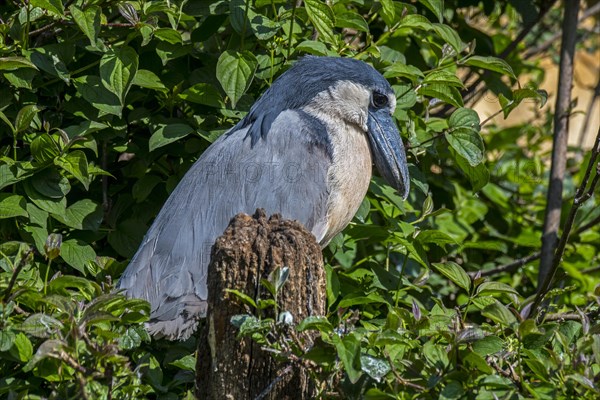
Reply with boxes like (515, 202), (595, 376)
(195, 209), (326, 399)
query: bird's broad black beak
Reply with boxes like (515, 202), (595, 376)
(367, 108), (410, 199)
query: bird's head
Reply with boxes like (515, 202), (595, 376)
(243, 56), (410, 199)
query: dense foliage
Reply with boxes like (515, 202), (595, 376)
(0, 0), (598, 398)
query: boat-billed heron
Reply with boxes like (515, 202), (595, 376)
(118, 56), (410, 340)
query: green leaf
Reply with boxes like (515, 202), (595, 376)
(295, 40), (331, 56)
(297, 316), (333, 333)
(432, 23), (463, 53)
(30, 45), (71, 83)
(355, 197), (370, 223)
(476, 281), (520, 297)
(465, 56), (516, 79)
(30, 133), (60, 163)
(108, 219), (146, 257)
(417, 230), (457, 246)
(179, 83), (224, 108)
(52, 199), (103, 231)
(472, 335), (503, 356)
(419, 0), (444, 23)
(440, 381), (465, 400)
(379, 0), (396, 26)
(449, 108), (481, 132)
(170, 355), (196, 372)
(73, 75), (122, 117)
(432, 261), (471, 292)
(119, 326), (150, 349)
(54, 150), (90, 190)
(3, 69), (37, 89)
(149, 123), (195, 151)
(0, 110), (16, 133)
(419, 85), (463, 108)
(26, 203), (49, 227)
(384, 63), (424, 82)
(424, 70), (464, 88)
(566, 374), (595, 390)
(481, 300), (517, 327)
(100, 47), (139, 106)
(333, 332), (362, 383)
(237, 315), (265, 336)
(0, 330), (16, 352)
(30, 168), (70, 199)
(249, 11), (282, 40)
(154, 28), (182, 44)
(360, 355), (390, 382)
(225, 289), (258, 308)
(450, 148), (489, 191)
(49, 275), (99, 300)
(216, 50), (258, 108)
(499, 89), (548, 118)
(15, 105), (40, 134)
(132, 174), (162, 202)
(30, 0), (64, 16)
(304, 0), (336, 44)
(132, 69), (166, 91)
(60, 239), (97, 273)
(446, 108), (484, 166)
(0, 56), (39, 71)
(0, 193), (28, 219)
(463, 351), (493, 374)
(10, 333), (33, 362)
(338, 292), (388, 308)
(269, 266), (289, 294)
(23, 180), (67, 217)
(394, 83), (417, 109)
(19, 313), (64, 338)
(70, 5), (102, 47)
(23, 339), (64, 372)
(335, 12), (369, 33)
(399, 14), (432, 30)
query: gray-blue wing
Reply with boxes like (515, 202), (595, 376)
(117, 110), (331, 340)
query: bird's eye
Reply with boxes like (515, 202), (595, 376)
(372, 92), (388, 108)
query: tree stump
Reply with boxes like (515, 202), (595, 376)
(195, 209), (326, 399)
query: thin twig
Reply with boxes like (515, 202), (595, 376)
(29, 21), (58, 36)
(254, 365), (293, 400)
(469, 252), (541, 278)
(574, 213), (600, 234)
(523, 2), (600, 59)
(458, 1), (558, 107)
(545, 309), (600, 322)
(2, 248), (34, 303)
(581, 265), (600, 274)
(384, 352), (426, 391)
(530, 127), (600, 318)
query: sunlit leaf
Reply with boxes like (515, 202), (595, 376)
(432, 261), (471, 292)
(216, 50), (258, 108)
(304, 0), (336, 44)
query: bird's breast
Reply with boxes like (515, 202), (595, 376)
(322, 122), (372, 244)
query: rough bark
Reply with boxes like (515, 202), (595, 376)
(538, 0), (580, 288)
(195, 209), (326, 400)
